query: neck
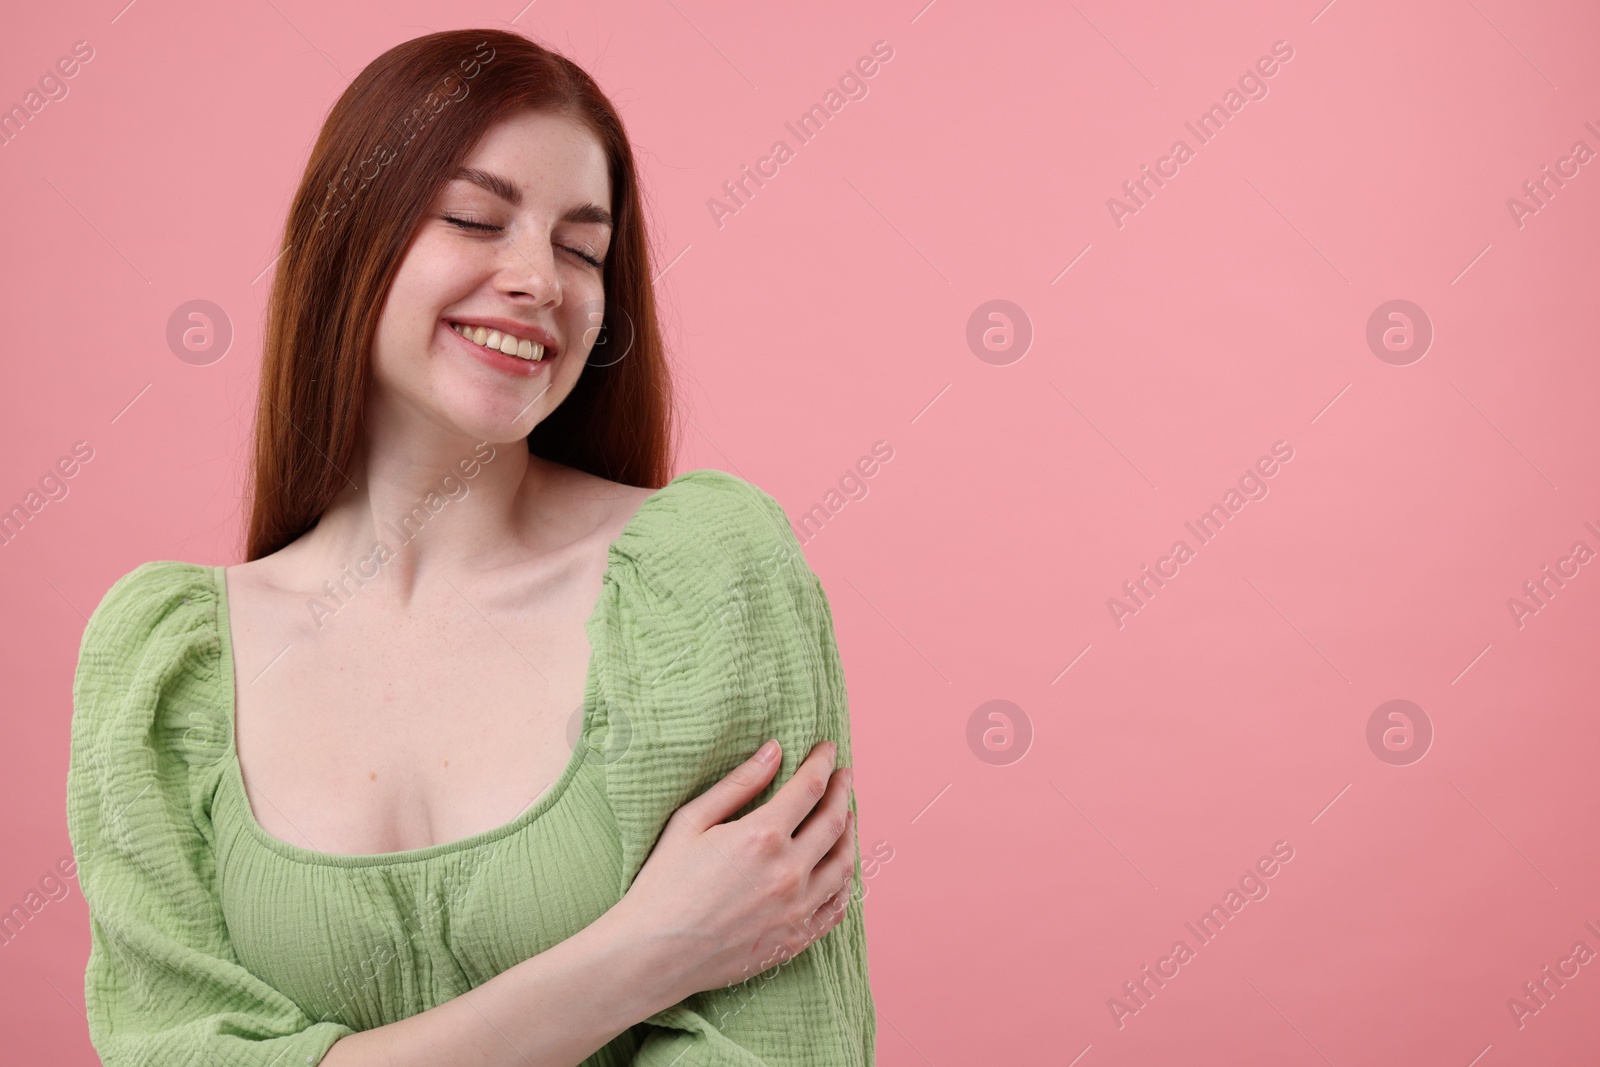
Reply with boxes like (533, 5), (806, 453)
(298, 417), (545, 608)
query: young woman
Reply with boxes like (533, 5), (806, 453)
(66, 28), (874, 1066)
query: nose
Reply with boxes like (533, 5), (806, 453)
(497, 230), (562, 307)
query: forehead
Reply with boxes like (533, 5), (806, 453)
(455, 109), (610, 207)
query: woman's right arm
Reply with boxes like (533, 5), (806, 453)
(322, 738), (857, 1067)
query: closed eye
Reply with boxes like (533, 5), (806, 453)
(441, 215), (606, 269)
(442, 213), (500, 233)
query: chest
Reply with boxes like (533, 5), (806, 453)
(229, 564), (604, 856)
(212, 761), (630, 1035)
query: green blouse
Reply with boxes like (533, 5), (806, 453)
(66, 469), (875, 1066)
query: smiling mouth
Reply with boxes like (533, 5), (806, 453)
(449, 321), (548, 362)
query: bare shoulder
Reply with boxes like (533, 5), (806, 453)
(223, 536), (311, 603)
(220, 531), (334, 658)
(543, 463), (658, 543)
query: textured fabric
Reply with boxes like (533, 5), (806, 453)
(67, 468), (876, 1066)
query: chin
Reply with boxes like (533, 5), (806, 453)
(421, 385), (539, 444)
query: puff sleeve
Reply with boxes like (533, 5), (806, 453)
(583, 470), (877, 1066)
(66, 561), (355, 1066)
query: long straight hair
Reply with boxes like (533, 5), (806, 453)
(244, 29), (675, 562)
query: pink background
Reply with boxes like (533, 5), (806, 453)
(4, 0), (1599, 1063)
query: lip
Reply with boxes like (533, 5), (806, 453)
(442, 317), (559, 377)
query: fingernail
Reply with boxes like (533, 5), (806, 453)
(755, 739), (779, 764)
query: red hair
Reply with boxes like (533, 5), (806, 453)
(245, 29), (675, 561)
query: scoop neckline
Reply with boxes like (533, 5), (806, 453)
(211, 470), (703, 869)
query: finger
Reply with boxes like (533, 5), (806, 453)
(791, 766), (852, 864)
(804, 874), (854, 943)
(802, 808), (856, 913)
(673, 739), (783, 832)
(753, 740), (838, 837)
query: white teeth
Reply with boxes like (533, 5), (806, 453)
(451, 322), (546, 361)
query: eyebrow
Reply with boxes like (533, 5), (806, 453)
(452, 167), (613, 227)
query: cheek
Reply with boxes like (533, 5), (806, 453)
(370, 291), (428, 377)
(406, 236), (479, 303)
(381, 238), (480, 350)
(563, 285), (609, 356)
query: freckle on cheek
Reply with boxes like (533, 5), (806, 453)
(369, 771), (378, 781)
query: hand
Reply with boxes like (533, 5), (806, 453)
(608, 739), (857, 1006)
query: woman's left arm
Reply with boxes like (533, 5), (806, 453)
(585, 473), (877, 1065)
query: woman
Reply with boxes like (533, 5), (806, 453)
(66, 28), (874, 1066)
